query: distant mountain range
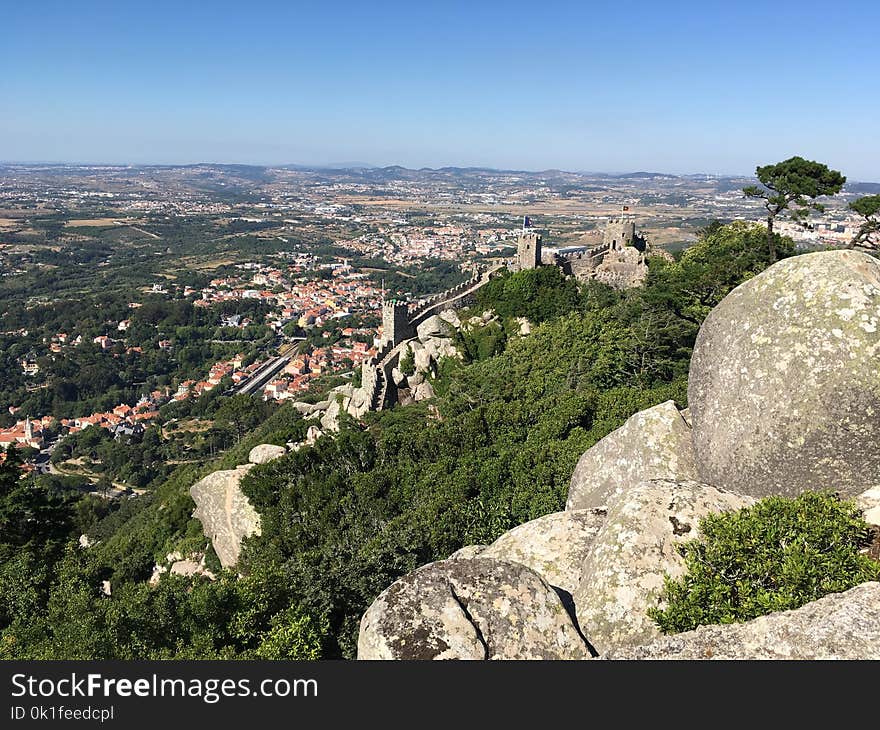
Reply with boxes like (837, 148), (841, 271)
(2, 161), (877, 187)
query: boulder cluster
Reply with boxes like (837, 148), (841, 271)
(357, 250), (880, 660)
(393, 312), (463, 405)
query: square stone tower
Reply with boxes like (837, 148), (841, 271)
(517, 230), (542, 270)
(381, 300), (413, 347)
(603, 218), (636, 250)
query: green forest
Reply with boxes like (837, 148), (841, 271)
(0, 222), (796, 659)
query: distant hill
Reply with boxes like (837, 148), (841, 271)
(614, 172), (680, 180)
(847, 181), (880, 194)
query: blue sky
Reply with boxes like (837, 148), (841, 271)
(2, 0), (878, 179)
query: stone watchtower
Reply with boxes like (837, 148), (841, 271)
(381, 299), (414, 347)
(603, 218), (636, 250)
(516, 216), (542, 270)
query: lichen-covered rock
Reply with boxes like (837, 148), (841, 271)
(689, 250), (880, 498)
(248, 443), (287, 465)
(480, 509), (606, 601)
(190, 464), (261, 569)
(856, 486), (880, 526)
(357, 558), (590, 660)
(573, 479), (753, 654)
(603, 582), (880, 659)
(566, 400), (697, 511)
(447, 545), (486, 560)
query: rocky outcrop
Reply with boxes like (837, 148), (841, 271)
(291, 401), (325, 416)
(149, 550), (216, 585)
(604, 582), (880, 659)
(416, 314), (452, 340)
(573, 479), (753, 654)
(566, 400), (697, 511)
(479, 509), (606, 603)
(412, 380), (435, 402)
(438, 309), (461, 328)
(857, 486), (880, 526)
(357, 558), (590, 660)
(248, 443), (287, 464)
(421, 336), (458, 363)
(190, 464), (261, 569)
(689, 250), (880, 499)
(357, 251), (880, 660)
(447, 545), (486, 560)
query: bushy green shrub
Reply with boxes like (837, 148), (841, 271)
(649, 491), (880, 634)
(398, 348), (415, 376)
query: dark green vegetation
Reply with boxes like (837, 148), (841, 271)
(649, 492), (880, 634)
(743, 156), (846, 262)
(48, 395), (279, 489)
(849, 194), (880, 250)
(0, 222), (795, 659)
(362, 259), (469, 297)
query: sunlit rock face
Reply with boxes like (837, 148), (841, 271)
(689, 250), (880, 498)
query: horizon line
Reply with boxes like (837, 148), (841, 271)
(2, 159), (878, 185)
(0, 158), (756, 178)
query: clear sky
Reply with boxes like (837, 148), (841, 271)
(2, 0), (878, 179)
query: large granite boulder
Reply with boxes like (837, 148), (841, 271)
(689, 250), (880, 498)
(248, 443), (287, 465)
(190, 464), (261, 569)
(357, 558), (590, 660)
(447, 545), (487, 560)
(305, 425), (323, 445)
(422, 336), (459, 362)
(516, 317), (532, 336)
(566, 400), (697, 511)
(414, 347), (433, 374)
(417, 314), (452, 340)
(390, 367), (406, 387)
(604, 582), (880, 659)
(320, 394), (352, 432)
(346, 387), (371, 418)
(438, 309), (461, 328)
(573, 479), (753, 654)
(480, 509), (606, 602)
(291, 401), (322, 415)
(412, 380), (435, 402)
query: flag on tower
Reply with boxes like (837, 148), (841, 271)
(523, 216), (531, 229)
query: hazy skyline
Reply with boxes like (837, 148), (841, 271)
(3, 0), (878, 179)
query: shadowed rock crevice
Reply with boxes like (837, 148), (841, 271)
(447, 582), (489, 660)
